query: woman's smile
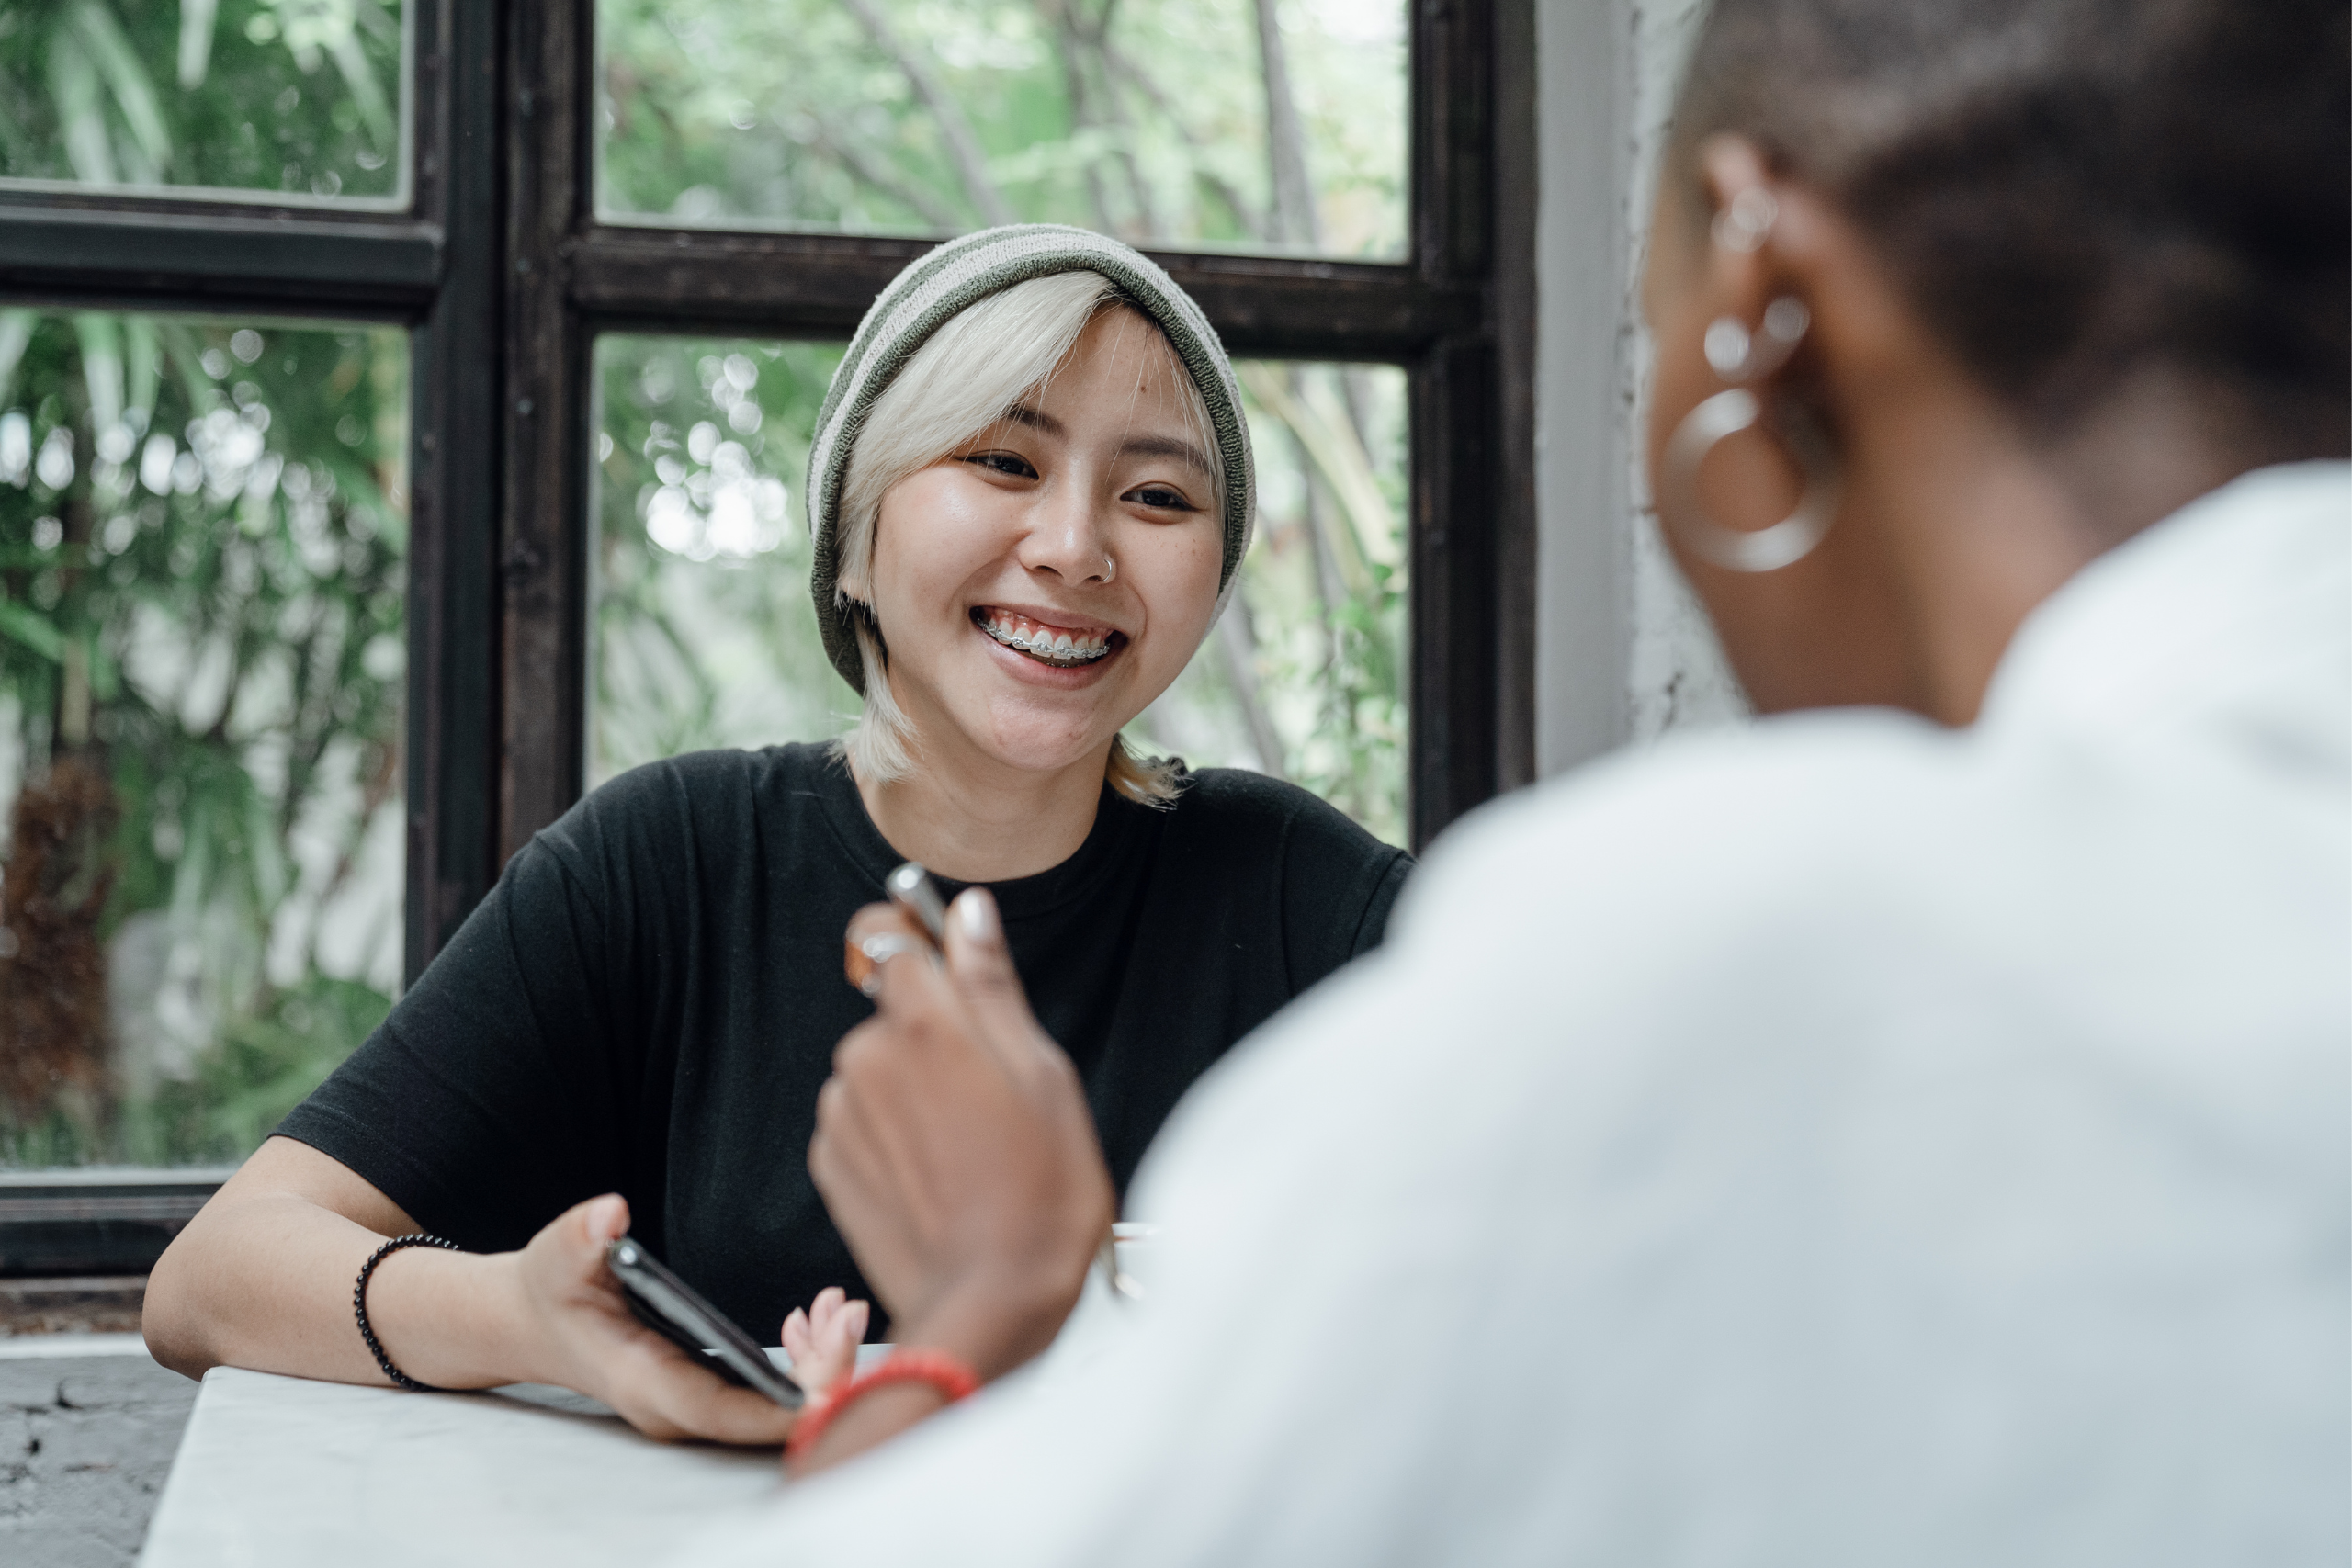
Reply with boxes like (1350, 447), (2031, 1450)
(971, 604), (1125, 670)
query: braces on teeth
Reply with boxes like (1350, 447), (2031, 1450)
(980, 613), (1112, 665)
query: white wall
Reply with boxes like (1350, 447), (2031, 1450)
(1534, 0), (1747, 779)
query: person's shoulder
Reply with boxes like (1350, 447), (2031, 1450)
(578, 741), (834, 809)
(1170, 766), (1405, 870)
(543, 742), (840, 857)
(1403, 710), (1959, 951)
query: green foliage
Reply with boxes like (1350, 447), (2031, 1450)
(0, 310), (408, 1167)
(596, 0), (1406, 255)
(591, 337), (849, 784)
(174, 972), (392, 1160)
(0, 0), (403, 199)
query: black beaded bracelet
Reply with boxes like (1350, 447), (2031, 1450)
(354, 1233), (462, 1392)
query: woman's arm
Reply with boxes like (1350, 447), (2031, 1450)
(144, 1137), (802, 1445)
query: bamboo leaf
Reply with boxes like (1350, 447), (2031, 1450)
(47, 25), (116, 185)
(323, 27), (394, 152)
(0, 601), (64, 663)
(0, 310), (36, 410)
(153, 318), (220, 412)
(123, 315), (160, 426)
(178, 0), (220, 89)
(243, 784), (288, 908)
(74, 312), (125, 436)
(70, 1), (174, 181)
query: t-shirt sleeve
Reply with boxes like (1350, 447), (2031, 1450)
(1278, 797), (1413, 987)
(273, 777), (663, 1252)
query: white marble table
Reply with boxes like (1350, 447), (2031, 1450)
(136, 1354), (873, 1568)
(137, 1252), (1148, 1565)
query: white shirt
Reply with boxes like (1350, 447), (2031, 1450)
(684, 463), (2349, 1567)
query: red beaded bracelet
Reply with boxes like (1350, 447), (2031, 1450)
(785, 1348), (982, 1463)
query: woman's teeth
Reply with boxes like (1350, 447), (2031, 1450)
(978, 609), (1113, 666)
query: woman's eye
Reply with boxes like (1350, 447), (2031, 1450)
(1128, 485), (1195, 513)
(961, 451), (1037, 479)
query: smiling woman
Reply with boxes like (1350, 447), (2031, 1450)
(833, 270), (1225, 823)
(142, 226), (1414, 1441)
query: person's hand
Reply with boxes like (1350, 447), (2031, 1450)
(506, 1193), (802, 1445)
(813, 887), (1114, 1382)
(780, 1286), (868, 1397)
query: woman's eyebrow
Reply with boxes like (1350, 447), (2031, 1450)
(1001, 403), (1066, 437)
(1120, 434), (1214, 478)
(999, 403), (1212, 479)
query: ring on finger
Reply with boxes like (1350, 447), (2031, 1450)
(852, 932), (921, 995)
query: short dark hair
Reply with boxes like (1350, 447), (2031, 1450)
(1675, 0), (2349, 447)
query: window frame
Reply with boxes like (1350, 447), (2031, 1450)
(0, 0), (1533, 1263)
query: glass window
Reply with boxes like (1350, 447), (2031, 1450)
(0, 1), (409, 205)
(0, 311), (408, 1168)
(590, 333), (1405, 844)
(589, 336), (846, 786)
(596, 0), (1406, 258)
(1144, 361), (1406, 844)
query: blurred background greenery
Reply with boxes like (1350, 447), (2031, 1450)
(0, 310), (408, 1167)
(0, 0), (1408, 1168)
(0, 0), (404, 200)
(597, 0), (1406, 255)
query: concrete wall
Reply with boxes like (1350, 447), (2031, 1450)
(1536, 0), (1747, 779)
(0, 1337), (197, 1568)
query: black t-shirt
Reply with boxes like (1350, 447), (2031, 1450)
(279, 743), (1409, 1338)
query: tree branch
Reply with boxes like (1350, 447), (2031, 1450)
(839, 0), (1012, 226)
(1046, 4), (1119, 232)
(1216, 597), (1288, 780)
(1076, 30), (1163, 238)
(1100, 39), (1267, 241)
(801, 114), (966, 231)
(1252, 0), (1319, 247)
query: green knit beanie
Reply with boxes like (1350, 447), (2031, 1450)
(806, 223), (1256, 694)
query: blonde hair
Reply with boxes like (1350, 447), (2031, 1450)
(831, 271), (1223, 806)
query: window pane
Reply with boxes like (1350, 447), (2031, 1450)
(1136, 362), (1408, 845)
(0, 312), (408, 1168)
(591, 337), (847, 785)
(597, 0), (1405, 259)
(591, 336), (1405, 845)
(0, 1), (409, 205)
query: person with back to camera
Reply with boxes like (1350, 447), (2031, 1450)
(684, 0), (2351, 1559)
(139, 228), (1411, 1438)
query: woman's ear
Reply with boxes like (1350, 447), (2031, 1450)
(1692, 135), (1784, 330)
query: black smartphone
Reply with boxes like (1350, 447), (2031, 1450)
(605, 1235), (805, 1410)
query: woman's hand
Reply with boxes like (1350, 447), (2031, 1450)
(497, 1193), (803, 1446)
(813, 888), (1114, 1383)
(781, 1286), (869, 1396)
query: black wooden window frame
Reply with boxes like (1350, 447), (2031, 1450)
(0, 0), (1534, 1266)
